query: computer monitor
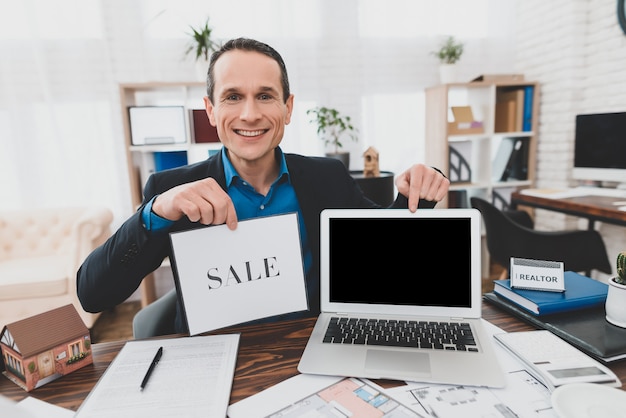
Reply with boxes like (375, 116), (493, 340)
(572, 112), (626, 186)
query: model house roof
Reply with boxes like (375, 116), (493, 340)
(0, 304), (89, 357)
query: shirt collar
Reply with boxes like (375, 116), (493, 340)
(221, 146), (289, 187)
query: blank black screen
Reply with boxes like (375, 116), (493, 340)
(574, 112), (626, 169)
(328, 217), (472, 308)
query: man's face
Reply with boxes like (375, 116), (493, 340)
(204, 49), (294, 167)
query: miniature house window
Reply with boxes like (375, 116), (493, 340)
(71, 342), (80, 356)
(5, 352), (24, 376)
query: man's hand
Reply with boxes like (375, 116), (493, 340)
(395, 164), (450, 212)
(152, 178), (238, 230)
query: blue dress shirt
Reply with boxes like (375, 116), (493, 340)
(142, 147), (312, 275)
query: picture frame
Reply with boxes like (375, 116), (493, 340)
(129, 106), (187, 145)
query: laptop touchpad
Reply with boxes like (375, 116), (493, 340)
(365, 349), (431, 376)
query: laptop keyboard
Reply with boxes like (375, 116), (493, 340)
(323, 317), (479, 352)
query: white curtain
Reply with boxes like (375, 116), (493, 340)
(0, 0), (517, 228)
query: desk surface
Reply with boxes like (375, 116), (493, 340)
(2, 304), (626, 412)
(511, 190), (626, 227)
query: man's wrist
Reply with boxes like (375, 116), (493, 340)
(141, 196), (174, 232)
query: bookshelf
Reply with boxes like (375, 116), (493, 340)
(119, 82), (221, 210)
(425, 80), (539, 209)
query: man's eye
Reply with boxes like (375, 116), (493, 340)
(259, 94), (272, 101)
(226, 94), (240, 101)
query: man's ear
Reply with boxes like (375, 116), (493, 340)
(284, 94), (295, 125)
(203, 96), (216, 127)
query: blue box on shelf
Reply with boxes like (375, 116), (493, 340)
(154, 151), (188, 172)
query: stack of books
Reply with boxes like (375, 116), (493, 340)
(493, 270), (608, 315)
(485, 271), (626, 363)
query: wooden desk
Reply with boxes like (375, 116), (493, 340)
(510, 191), (626, 229)
(2, 305), (626, 412)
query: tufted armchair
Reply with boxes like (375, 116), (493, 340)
(0, 207), (113, 328)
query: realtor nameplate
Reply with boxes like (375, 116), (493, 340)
(510, 257), (565, 292)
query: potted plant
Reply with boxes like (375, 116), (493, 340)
(606, 251), (626, 327)
(184, 17), (218, 80)
(431, 36), (464, 84)
(307, 106), (358, 168)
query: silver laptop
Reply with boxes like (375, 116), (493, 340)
(298, 208), (506, 388)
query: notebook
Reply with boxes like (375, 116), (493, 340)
(298, 208), (506, 388)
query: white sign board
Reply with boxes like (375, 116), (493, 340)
(169, 213), (308, 335)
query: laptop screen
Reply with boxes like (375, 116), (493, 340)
(329, 217), (472, 307)
(320, 208), (483, 318)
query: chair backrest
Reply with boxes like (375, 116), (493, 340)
(470, 196), (612, 275)
(132, 288), (178, 339)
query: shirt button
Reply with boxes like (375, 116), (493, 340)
(260, 205), (265, 210)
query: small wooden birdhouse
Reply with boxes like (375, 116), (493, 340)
(0, 304), (93, 391)
(363, 146), (380, 177)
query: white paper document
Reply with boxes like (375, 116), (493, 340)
(228, 375), (425, 418)
(17, 397), (74, 418)
(170, 212), (308, 335)
(75, 334), (240, 418)
(0, 395), (74, 418)
(384, 321), (558, 417)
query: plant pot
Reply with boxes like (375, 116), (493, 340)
(439, 64), (457, 84)
(325, 152), (350, 169)
(606, 277), (626, 328)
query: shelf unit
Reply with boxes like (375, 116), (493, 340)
(119, 81), (221, 210)
(119, 82), (221, 306)
(425, 80), (539, 208)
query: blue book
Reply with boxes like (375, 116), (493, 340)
(522, 85), (534, 131)
(493, 271), (608, 316)
(154, 151), (188, 172)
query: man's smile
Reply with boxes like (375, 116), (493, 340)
(235, 129), (268, 137)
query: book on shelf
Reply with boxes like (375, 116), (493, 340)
(495, 88), (524, 132)
(492, 137), (528, 182)
(153, 151), (188, 172)
(494, 100), (516, 132)
(491, 137), (516, 181)
(503, 138), (529, 181)
(189, 109), (220, 143)
(483, 292), (626, 363)
(493, 271), (608, 316)
(522, 86), (534, 131)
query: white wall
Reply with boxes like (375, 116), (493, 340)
(515, 0), (626, 281)
(0, 0), (518, 230)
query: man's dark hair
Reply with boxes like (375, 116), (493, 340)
(207, 37), (291, 104)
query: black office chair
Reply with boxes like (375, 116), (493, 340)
(132, 288), (178, 339)
(470, 197), (612, 278)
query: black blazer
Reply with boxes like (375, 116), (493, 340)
(77, 151), (435, 329)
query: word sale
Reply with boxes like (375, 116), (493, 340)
(207, 256), (280, 289)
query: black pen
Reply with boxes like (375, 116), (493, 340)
(140, 346), (163, 391)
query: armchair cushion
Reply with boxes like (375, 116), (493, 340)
(0, 255), (67, 300)
(0, 207), (113, 328)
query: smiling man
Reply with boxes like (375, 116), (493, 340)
(76, 37), (450, 334)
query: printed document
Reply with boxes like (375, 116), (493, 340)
(75, 334), (239, 418)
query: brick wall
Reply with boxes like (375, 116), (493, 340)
(515, 0), (626, 280)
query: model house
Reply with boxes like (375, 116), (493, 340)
(0, 304), (93, 392)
